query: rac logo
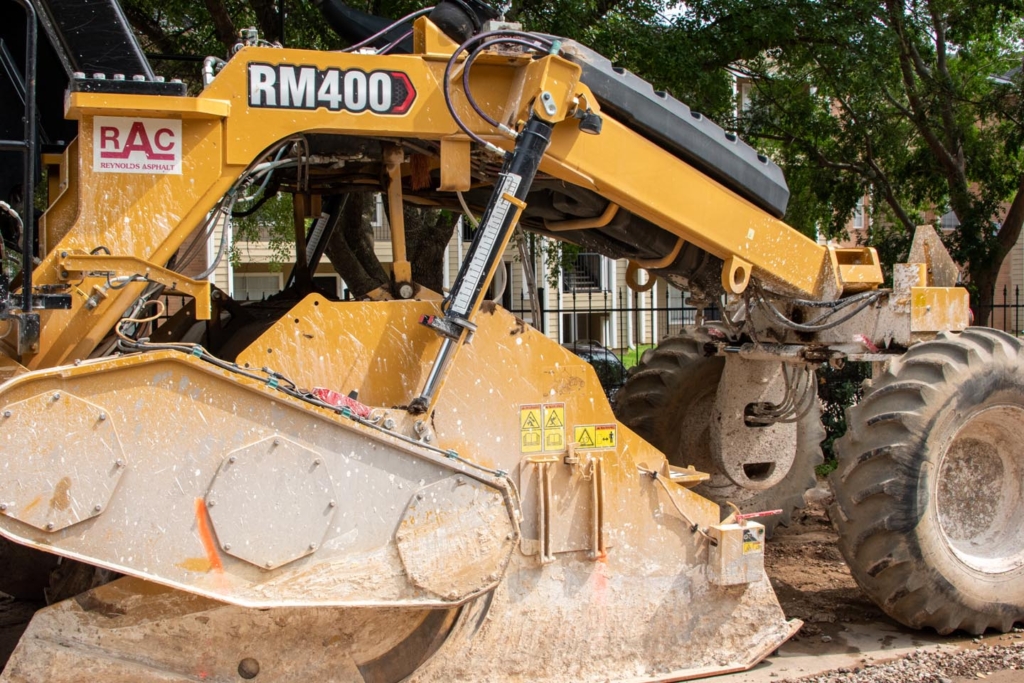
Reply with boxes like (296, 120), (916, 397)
(93, 116), (182, 175)
(247, 63), (416, 115)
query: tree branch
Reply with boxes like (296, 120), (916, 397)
(121, 3), (178, 54)
(203, 0), (237, 50)
(248, 0), (282, 43)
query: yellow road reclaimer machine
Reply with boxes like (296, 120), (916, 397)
(1, 0), (1022, 680)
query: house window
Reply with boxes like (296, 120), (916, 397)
(562, 253), (609, 292)
(853, 198), (866, 229)
(939, 210), (960, 231)
(313, 275), (342, 298)
(232, 273), (282, 301)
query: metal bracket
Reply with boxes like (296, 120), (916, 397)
(60, 254), (211, 320)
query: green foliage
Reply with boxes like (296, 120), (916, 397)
(671, 0), (1024, 315)
(816, 361), (871, 465)
(231, 193), (295, 271)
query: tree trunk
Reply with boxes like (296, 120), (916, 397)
(407, 207), (457, 294)
(323, 193), (389, 298)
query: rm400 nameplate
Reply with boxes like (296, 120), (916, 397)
(248, 63), (416, 115)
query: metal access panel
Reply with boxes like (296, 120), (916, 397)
(34, 0), (155, 78)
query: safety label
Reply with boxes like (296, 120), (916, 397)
(742, 528), (763, 554)
(93, 116), (182, 175)
(573, 424), (617, 450)
(520, 402), (566, 453)
(543, 403), (565, 452)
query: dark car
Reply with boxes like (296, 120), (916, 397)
(562, 340), (628, 400)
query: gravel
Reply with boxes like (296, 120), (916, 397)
(781, 641), (1024, 683)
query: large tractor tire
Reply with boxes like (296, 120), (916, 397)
(831, 328), (1024, 634)
(614, 330), (824, 535)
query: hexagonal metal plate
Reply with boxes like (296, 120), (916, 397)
(0, 391), (125, 533)
(395, 476), (516, 600)
(206, 436), (336, 570)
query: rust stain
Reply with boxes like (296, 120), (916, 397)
(193, 498), (224, 573)
(176, 557), (214, 573)
(50, 477), (72, 511)
(21, 495), (42, 514)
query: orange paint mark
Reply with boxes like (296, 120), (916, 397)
(21, 495), (42, 515)
(194, 498), (224, 573)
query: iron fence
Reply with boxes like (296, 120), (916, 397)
(988, 285), (1023, 336)
(507, 286), (719, 368)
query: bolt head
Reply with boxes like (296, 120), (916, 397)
(228, 456), (237, 464)
(416, 493), (424, 501)
(272, 438), (280, 446)
(265, 561), (273, 568)
(223, 543), (231, 551)
(115, 459), (124, 468)
(207, 499), (216, 508)
(313, 458), (321, 467)
(98, 413), (107, 421)
(46, 522), (55, 531)
(93, 504), (102, 513)
(51, 393), (60, 401)
(0, 504), (7, 512)
(308, 543), (317, 551)
(329, 500), (337, 508)
(2, 411), (10, 418)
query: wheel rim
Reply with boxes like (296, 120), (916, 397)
(936, 404), (1024, 574)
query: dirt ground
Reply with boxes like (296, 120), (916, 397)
(767, 489), (886, 631)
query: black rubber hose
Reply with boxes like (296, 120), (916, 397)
(313, 0), (416, 53)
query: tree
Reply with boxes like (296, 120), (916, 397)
(672, 0), (1024, 322)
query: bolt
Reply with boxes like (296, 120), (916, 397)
(154, 76), (166, 83)
(92, 73), (106, 80)
(132, 74), (146, 81)
(454, 476), (464, 485)
(542, 92), (552, 100)
(265, 561), (273, 568)
(228, 456), (237, 464)
(113, 73), (125, 81)
(506, 532), (514, 540)
(73, 71), (85, 79)
(98, 413), (107, 421)
(424, 433), (433, 442)
(383, 418), (396, 430)
(416, 493), (424, 501)
(60, 251), (68, 259)
(238, 658), (260, 680)
(308, 542), (317, 551)
(115, 459), (124, 468)
(488, 572), (499, 581)
(272, 438), (280, 446)
(207, 499), (216, 508)
(2, 411), (10, 418)
(46, 522), (55, 531)
(93, 504), (102, 513)
(0, 504), (7, 512)
(60, 270), (68, 279)
(329, 500), (337, 508)
(51, 392), (60, 401)
(223, 543), (231, 551)
(313, 458), (321, 467)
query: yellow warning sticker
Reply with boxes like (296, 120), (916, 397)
(574, 423), (617, 450)
(743, 541), (763, 554)
(521, 403), (567, 453)
(595, 424), (616, 448)
(520, 405), (542, 430)
(542, 403), (565, 452)
(574, 425), (596, 448)
(521, 429), (542, 453)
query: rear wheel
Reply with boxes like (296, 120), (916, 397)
(614, 330), (823, 535)
(830, 328), (1024, 634)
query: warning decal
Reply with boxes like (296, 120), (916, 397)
(520, 403), (567, 453)
(742, 528), (763, 554)
(520, 404), (542, 453)
(574, 423), (617, 450)
(542, 403), (565, 452)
